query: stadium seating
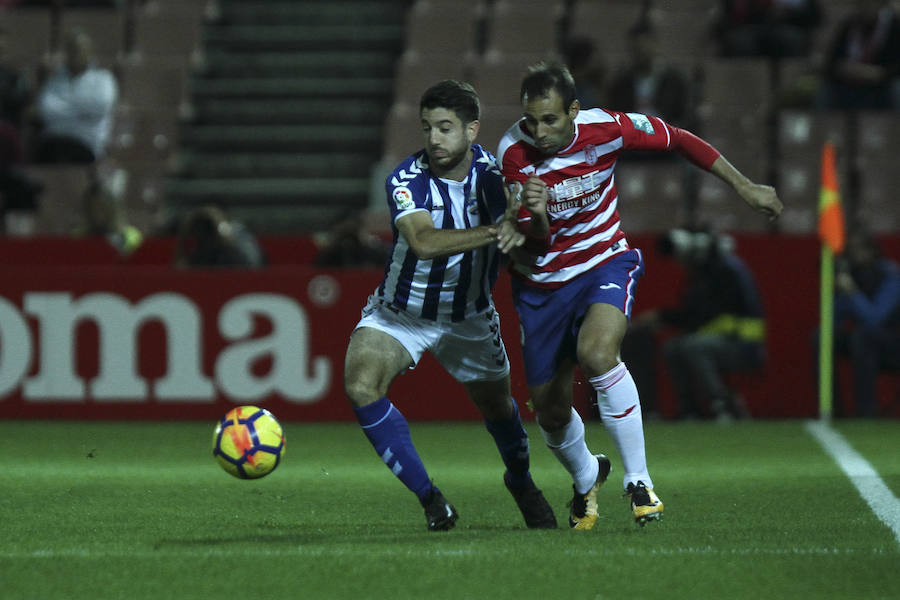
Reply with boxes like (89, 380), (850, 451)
(469, 51), (559, 110)
(6, 0), (898, 238)
(478, 104), (524, 155)
(615, 160), (693, 232)
(131, 0), (205, 59)
(567, 1), (642, 63)
(776, 110), (847, 233)
(382, 102), (421, 166)
(2, 6), (52, 68)
(58, 6), (126, 65)
(856, 111), (900, 233)
(391, 50), (474, 109)
(22, 164), (92, 235)
(482, 0), (565, 58)
(403, 0), (486, 58)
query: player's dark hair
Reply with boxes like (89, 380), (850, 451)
(420, 80), (480, 125)
(520, 61), (577, 110)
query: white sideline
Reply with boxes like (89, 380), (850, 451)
(805, 420), (900, 548)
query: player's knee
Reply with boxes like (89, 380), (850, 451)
(467, 378), (514, 421)
(577, 342), (619, 377)
(344, 373), (382, 408)
(530, 393), (571, 430)
(535, 402), (573, 431)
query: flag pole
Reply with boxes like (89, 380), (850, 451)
(819, 245), (834, 421)
(816, 140), (844, 421)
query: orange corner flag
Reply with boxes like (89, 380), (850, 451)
(818, 141), (845, 254)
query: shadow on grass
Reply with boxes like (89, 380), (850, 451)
(152, 523), (563, 551)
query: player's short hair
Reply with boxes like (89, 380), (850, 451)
(420, 80), (480, 125)
(520, 61), (577, 110)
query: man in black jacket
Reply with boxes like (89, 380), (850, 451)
(627, 228), (766, 420)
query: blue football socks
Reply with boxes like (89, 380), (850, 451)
(484, 400), (532, 489)
(354, 397), (433, 502)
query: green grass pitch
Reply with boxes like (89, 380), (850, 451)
(1, 419), (898, 599)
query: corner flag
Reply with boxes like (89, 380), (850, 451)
(817, 141), (845, 420)
(818, 141), (845, 254)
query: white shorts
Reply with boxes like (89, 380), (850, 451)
(354, 296), (510, 383)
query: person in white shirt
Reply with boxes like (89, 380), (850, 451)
(34, 27), (117, 163)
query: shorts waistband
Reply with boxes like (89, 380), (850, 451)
(372, 297), (495, 323)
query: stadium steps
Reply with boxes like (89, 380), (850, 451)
(199, 51), (396, 79)
(165, 0), (411, 235)
(189, 99), (386, 126)
(202, 25), (405, 52)
(177, 124), (382, 152)
(188, 77), (394, 100)
(174, 153), (374, 179)
(215, 1), (407, 26)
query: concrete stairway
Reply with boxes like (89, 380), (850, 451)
(166, 0), (410, 234)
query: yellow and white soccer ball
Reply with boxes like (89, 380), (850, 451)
(212, 406), (285, 479)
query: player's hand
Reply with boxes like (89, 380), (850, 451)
(496, 218), (525, 254)
(743, 183), (783, 221)
(521, 176), (548, 217)
(503, 181), (523, 218)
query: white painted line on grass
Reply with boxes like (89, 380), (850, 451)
(805, 420), (900, 548)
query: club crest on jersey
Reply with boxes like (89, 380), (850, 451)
(584, 144), (599, 166)
(626, 113), (655, 134)
(392, 186), (414, 210)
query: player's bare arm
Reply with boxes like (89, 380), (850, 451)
(397, 210), (497, 260)
(497, 182), (526, 254)
(710, 155), (784, 221)
(520, 175), (550, 238)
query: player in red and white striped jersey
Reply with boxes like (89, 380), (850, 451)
(496, 62), (782, 527)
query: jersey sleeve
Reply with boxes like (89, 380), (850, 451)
(384, 158), (430, 224)
(616, 111), (721, 170)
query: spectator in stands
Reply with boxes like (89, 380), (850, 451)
(606, 16), (692, 128)
(711, 0), (822, 59)
(624, 228), (766, 421)
(817, 0), (900, 110)
(313, 211), (390, 268)
(0, 25), (31, 132)
(174, 205), (265, 268)
(830, 228), (900, 417)
(0, 25), (41, 227)
(76, 168), (143, 256)
(33, 27), (117, 164)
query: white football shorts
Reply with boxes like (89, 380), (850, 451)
(354, 296), (510, 383)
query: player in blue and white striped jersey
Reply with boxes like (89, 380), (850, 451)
(377, 142), (504, 322)
(345, 80), (557, 531)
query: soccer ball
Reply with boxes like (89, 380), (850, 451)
(212, 406), (286, 479)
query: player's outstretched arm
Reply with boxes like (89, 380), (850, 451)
(397, 211), (498, 260)
(710, 155), (784, 221)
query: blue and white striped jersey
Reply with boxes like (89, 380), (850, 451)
(376, 144), (507, 322)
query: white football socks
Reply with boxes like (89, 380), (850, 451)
(539, 406), (599, 495)
(590, 362), (653, 490)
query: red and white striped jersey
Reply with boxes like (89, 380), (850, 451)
(497, 108), (719, 289)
